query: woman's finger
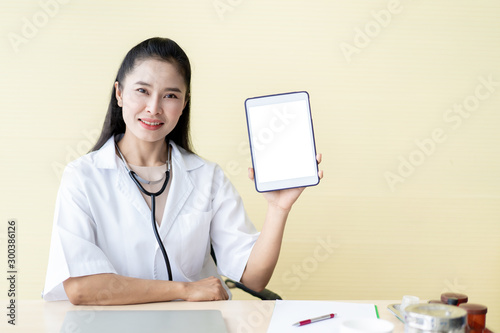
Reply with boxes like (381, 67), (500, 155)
(248, 167), (255, 181)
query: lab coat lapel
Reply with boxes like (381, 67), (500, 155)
(98, 136), (151, 224)
(159, 142), (201, 237)
(159, 160), (193, 237)
(116, 167), (152, 223)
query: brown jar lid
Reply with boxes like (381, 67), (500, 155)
(459, 303), (487, 315)
(441, 293), (468, 304)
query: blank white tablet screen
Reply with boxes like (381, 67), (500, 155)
(246, 92), (318, 191)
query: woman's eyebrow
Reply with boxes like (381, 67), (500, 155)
(134, 80), (151, 86)
(133, 81), (183, 92)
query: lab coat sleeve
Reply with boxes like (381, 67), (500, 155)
(209, 166), (260, 282)
(43, 162), (117, 301)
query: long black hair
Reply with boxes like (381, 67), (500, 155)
(91, 37), (193, 153)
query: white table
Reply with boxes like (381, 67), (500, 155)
(2, 299), (404, 332)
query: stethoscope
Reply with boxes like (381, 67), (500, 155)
(115, 140), (173, 281)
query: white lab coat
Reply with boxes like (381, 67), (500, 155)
(43, 136), (259, 301)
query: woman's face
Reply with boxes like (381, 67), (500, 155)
(115, 58), (188, 145)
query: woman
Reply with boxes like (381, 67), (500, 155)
(43, 37), (322, 305)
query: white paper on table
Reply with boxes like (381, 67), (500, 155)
(267, 300), (379, 333)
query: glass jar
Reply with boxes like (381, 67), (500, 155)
(458, 303), (487, 333)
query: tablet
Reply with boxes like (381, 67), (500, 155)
(245, 91), (319, 192)
(60, 310), (228, 333)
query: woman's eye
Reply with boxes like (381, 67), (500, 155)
(137, 88), (147, 94)
(165, 93), (178, 99)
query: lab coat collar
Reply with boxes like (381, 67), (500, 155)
(92, 136), (120, 169)
(92, 135), (204, 172)
(168, 140), (204, 172)
(94, 135), (205, 244)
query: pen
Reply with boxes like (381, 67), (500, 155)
(293, 313), (337, 326)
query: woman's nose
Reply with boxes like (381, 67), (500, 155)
(147, 95), (163, 114)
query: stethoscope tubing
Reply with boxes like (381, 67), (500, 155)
(129, 170), (173, 282)
(115, 140), (174, 281)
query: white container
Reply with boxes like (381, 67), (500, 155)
(400, 295), (420, 319)
(404, 303), (467, 333)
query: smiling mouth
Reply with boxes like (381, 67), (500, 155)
(140, 119), (163, 126)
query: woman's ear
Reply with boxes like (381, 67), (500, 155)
(115, 81), (123, 107)
(183, 93), (190, 111)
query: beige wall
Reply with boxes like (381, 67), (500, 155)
(1, 0), (499, 329)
